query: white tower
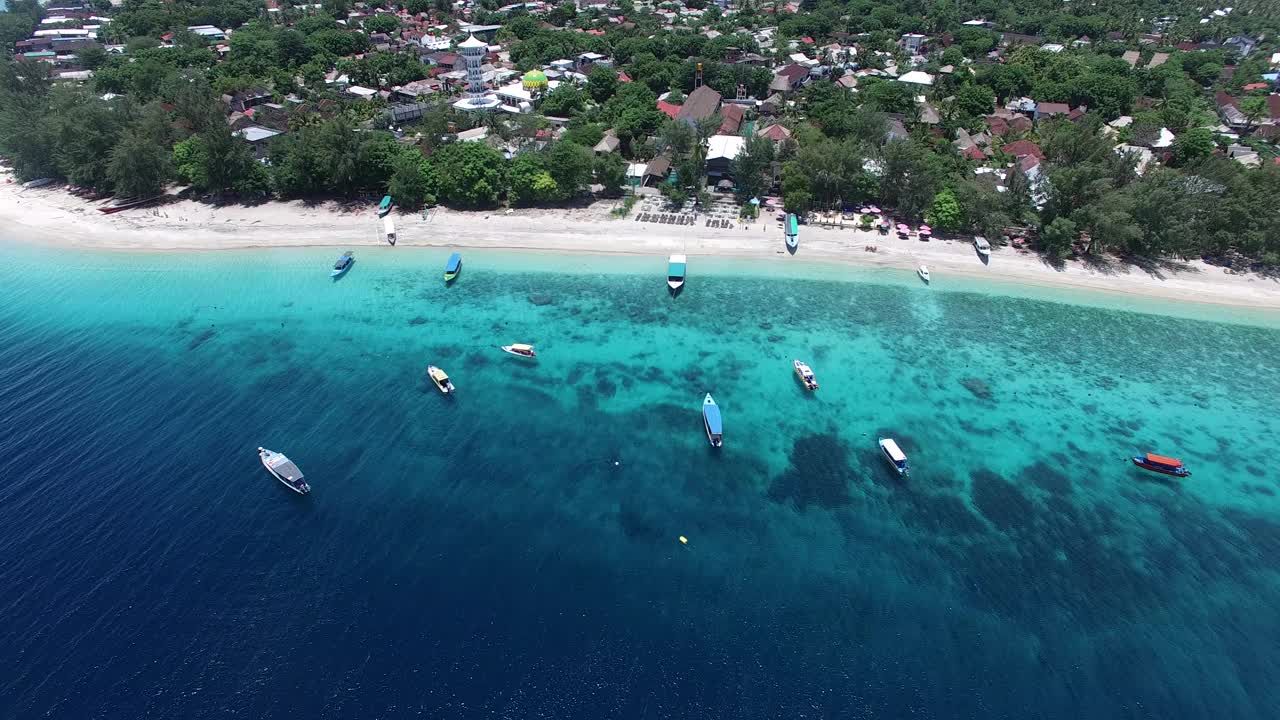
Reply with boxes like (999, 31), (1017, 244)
(452, 34), (501, 112)
(459, 34), (488, 98)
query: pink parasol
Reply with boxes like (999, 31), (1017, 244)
(868, 206), (882, 213)
(918, 224), (931, 232)
(896, 223), (909, 231)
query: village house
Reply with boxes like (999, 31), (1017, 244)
(770, 64), (809, 94)
(676, 85), (722, 126)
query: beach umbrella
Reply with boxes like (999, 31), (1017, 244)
(896, 223), (909, 231)
(750, 197), (760, 205)
(918, 224), (931, 232)
(859, 206), (871, 214)
(868, 205), (881, 213)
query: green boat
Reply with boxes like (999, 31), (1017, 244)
(445, 252), (462, 283)
(377, 195), (393, 217)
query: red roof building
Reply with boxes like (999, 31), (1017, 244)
(617, 71), (632, 83)
(657, 100), (682, 119)
(961, 145), (987, 161)
(1001, 140), (1045, 160)
(718, 104), (745, 134)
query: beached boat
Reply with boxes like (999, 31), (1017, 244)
(973, 235), (992, 259)
(878, 438), (909, 476)
(445, 252), (462, 283)
(793, 359), (818, 390)
(377, 195), (393, 217)
(702, 393), (723, 447)
(427, 365), (454, 394)
(98, 195), (162, 214)
(667, 254), (687, 293)
(785, 213), (799, 250)
(501, 343), (537, 358)
(21, 178), (55, 189)
(1132, 452), (1191, 478)
(331, 251), (354, 278)
(258, 447), (311, 494)
(918, 265), (930, 283)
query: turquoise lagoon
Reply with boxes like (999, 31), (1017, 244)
(0, 242), (1278, 718)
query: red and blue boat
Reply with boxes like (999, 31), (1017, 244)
(1132, 452), (1191, 478)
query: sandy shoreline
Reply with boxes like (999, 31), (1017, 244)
(2, 173), (1278, 312)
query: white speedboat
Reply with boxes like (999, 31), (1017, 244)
(878, 438), (909, 477)
(427, 365), (455, 394)
(258, 447), (310, 494)
(793, 359), (818, 390)
(501, 343), (537, 358)
(918, 265), (930, 283)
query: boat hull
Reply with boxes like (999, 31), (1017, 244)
(793, 360), (818, 390)
(702, 394), (722, 448)
(501, 346), (536, 359)
(427, 366), (454, 394)
(1132, 457), (1190, 477)
(258, 448), (310, 494)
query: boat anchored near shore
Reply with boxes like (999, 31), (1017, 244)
(667, 254), (687, 294)
(331, 251), (354, 278)
(258, 447), (310, 494)
(445, 253), (462, 283)
(501, 343), (537, 359)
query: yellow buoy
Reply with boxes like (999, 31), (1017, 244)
(678, 536), (688, 544)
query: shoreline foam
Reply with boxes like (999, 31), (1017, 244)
(3, 174), (1278, 320)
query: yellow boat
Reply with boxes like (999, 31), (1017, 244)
(501, 343), (537, 358)
(793, 359), (818, 390)
(427, 365), (454, 394)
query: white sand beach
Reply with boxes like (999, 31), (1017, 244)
(2, 175), (1277, 311)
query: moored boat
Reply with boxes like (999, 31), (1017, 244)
(785, 213), (799, 250)
(918, 265), (930, 283)
(667, 254), (687, 293)
(702, 393), (723, 448)
(427, 365), (454, 394)
(501, 343), (537, 358)
(258, 447), (310, 494)
(331, 251), (354, 278)
(793, 359), (818, 390)
(973, 235), (992, 258)
(445, 252), (462, 282)
(1132, 452), (1190, 478)
(878, 438), (909, 476)
(377, 195), (393, 217)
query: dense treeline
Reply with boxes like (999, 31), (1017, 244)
(0, 55), (626, 206)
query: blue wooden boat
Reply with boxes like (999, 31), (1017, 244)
(702, 393), (722, 448)
(331, 251), (354, 278)
(1132, 452), (1190, 478)
(444, 252), (462, 283)
(785, 213), (799, 250)
(377, 195), (393, 217)
(667, 254), (686, 293)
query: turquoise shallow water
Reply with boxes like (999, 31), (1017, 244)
(1, 242), (1278, 718)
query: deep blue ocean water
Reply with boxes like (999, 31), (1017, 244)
(1, 244), (1278, 719)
